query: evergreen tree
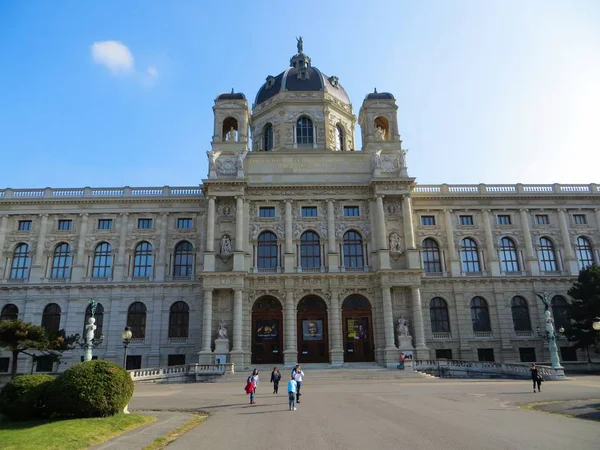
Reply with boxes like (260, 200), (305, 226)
(566, 264), (600, 360)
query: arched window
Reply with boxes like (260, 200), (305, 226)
(50, 243), (72, 279)
(335, 125), (344, 151)
(169, 301), (189, 338)
(10, 243), (31, 280)
(84, 302), (104, 337)
(300, 231), (321, 269)
(429, 297), (450, 333)
(133, 242), (153, 278)
(576, 237), (595, 269)
(538, 237), (558, 272)
(0, 304), (19, 322)
(173, 241), (194, 277)
(296, 116), (314, 144)
(470, 297), (491, 332)
(551, 296), (570, 331)
(460, 238), (481, 273)
(92, 242), (112, 278)
(500, 237), (520, 272)
(422, 238), (442, 273)
(222, 116), (238, 142)
(263, 123), (273, 151)
(257, 231), (278, 269)
(343, 230), (364, 269)
(127, 302), (147, 338)
(41, 303), (61, 334)
(511, 296), (531, 331)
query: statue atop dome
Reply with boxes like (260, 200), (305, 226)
(296, 36), (304, 54)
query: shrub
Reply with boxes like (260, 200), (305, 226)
(0, 374), (55, 421)
(47, 360), (134, 418)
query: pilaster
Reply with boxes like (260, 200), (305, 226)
(443, 209), (461, 275)
(284, 200), (295, 273)
(519, 209), (540, 276)
(283, 290), (297, 366)
(329, 289), (344, 365)
(30, 214), (49, 282)
(381, 286), (398, 367)
(557, 208), (578, 275)
(230, 288), (244, 368)
(204, 197), (216, 272)
(198, 289), (214, 364)
(375, 195), (390, 269)
(114, 213), (129, 282)
(234, 196), (245, 271)
(411, 286), (428, 358)
(0, 215), (9, 278)
(155, 213), (169, 281)
(482, 209), (500, 276)
(327, 199), (339, 272)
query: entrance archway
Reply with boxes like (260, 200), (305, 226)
(342, 295), (374, 362)
(251, 296), (283, 365)
(297, 296), (329, 363)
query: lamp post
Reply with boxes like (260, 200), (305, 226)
(122, 326), (133, 368)
(593, 318), (600, 332)
(79, 299), (104, 362)
(536, 293), (566, 378)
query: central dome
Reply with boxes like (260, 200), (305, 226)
(254, 39), (350, 107)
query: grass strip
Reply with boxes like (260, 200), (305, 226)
(142, 413), (208, 450)
(0, 413), (155, 450)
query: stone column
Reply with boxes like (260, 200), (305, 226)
(156, 213), (169, 281)
(284, 200), (294, 273)
(71, 213), (89, 281)
(326, 200), (338, 271)
(443, 209), (461, 275)
(519, 209), (539, 275)
(481, 209), (500, 276)
(284, 290), (297, 365)
(204, 197), (216, 272)
(30, 214), (49, 282)
(114, 213), (129, 282)
(557, 209), (578, 274)
(329, 289), (344, 365)
(234, 197), (245, 271)
(381, 286), (397, 367)
(0, 215), (9, 279)
(199, 289), (213, 364)
(402, 195), (419, 269)
(376, 195), (390, 269)
(230, 288), (244, 368)
(411, 287), (428, 358)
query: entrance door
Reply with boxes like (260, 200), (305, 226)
(297, 296), (329, 363)
(342, 295), (374, 362)
(252, 296), (283, 365)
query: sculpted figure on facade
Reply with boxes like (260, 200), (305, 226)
(219, 235), (232, 255)
(372, 149), (382, 169)
(236, 150), (248, 170)
(296, 36), (303, 54)
(207, 150), (220, 174)
(389, 232), (403, 253)
(397, 149), (407, 168)
(216, 320), (228, 340)
(375, 125), (386, 141)
(226, 126), (237, 141)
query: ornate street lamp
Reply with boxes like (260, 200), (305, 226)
(78, 299), (104, 362)
(536, 293), (566, 378)
(122, 326), (133, 368)
(592, 317), (600, 331)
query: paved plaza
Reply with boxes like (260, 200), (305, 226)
(126, 369), (600, 450)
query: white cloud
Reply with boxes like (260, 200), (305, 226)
(91, 41), (134, 75)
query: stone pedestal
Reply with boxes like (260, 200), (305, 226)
(397, 336), (414, 353)
(383, 347), (400, 368)
(198, 351), (212, 365)
(230, 350), (244, 370)
(330, 349), (344, 366)
(213, 338), (230, 364)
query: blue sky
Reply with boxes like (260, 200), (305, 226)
(0, 1), (599, 189)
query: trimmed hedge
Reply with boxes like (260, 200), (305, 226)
(47, 360), (134, 418)
(0, 374), (55, 421)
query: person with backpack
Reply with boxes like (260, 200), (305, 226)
(292, 364), (304, 403)
(270, 366), (281, 394)
(530, 363), (542, 393)
(287, 374), (298, 411)
(245, 368), (259, 404)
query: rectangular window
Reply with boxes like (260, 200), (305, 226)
(301, 206), (318, 217)
(573, 214), (587, 225)
(138, 218), (153, 229)
(535, 214), (549, 225)
(497, 215), (512, 225)
(435, 349), (453, 360)
(0, 357), (9, 372)
(421, 215), (435, 226)
(177, 218), (193, 229)
(57, 220), (72, 231)
(98, 219), (113, 230)
(168, 354), (186, 366)
(343, 206), (360, 217)
(519, 347), (536, 363)
(35, 356), (54, 372)
(126, 355), (142, 370)
(477, 348), (495, 362)
(560, 347), (578, 362)
(259, 207), (276, 218)
(18, 220), (32, 231)
(459, 215), (473, 226)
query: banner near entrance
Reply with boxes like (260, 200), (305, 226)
(347, 318), (369, 340)
(302, 319), (323, 341)
(256, 320), (279, 340)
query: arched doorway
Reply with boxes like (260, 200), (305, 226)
(252, 296), (283, 365)
(342, 295), (374, 362)
(297, 296), (329, 363)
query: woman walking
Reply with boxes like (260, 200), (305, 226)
(246, 369), (260, 404)
(270, 366), (281, 394)
(530, 363), (542, 393)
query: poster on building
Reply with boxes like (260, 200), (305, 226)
(346, 318), (368, 340)
(302, 319), (323, 341)
(256, 320), (278, 341)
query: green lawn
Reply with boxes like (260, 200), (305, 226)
(0, 413), (155, 450)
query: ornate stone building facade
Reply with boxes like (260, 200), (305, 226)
(1, 43), (598, 373)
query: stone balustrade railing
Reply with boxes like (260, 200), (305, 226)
(129, 363), (234, 382)
(413, 359), (562, 380)
(0, 186), (203, 200)
(412, 183), (599, 195)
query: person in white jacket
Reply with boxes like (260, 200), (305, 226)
(292, 364), (304, 403)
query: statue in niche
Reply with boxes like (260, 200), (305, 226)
(372, 149), (382, 169)
(219, 235), (232, 255)
(296, 36), (304, 54)
(397, 317), (410, 337)
(375, 125), (387, 141)
(216, 320), (229, 340)
(389, 232), (403, 253)
(236, 150), (248, 170)
(226, 126), (237, 141)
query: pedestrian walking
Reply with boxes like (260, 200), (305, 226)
(246, 368), (259, 404)
(530, 363), (542, 393)
(292, 364), (305, 403)
(270, 366), (281, 394)
(287, 374), (298, 411)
